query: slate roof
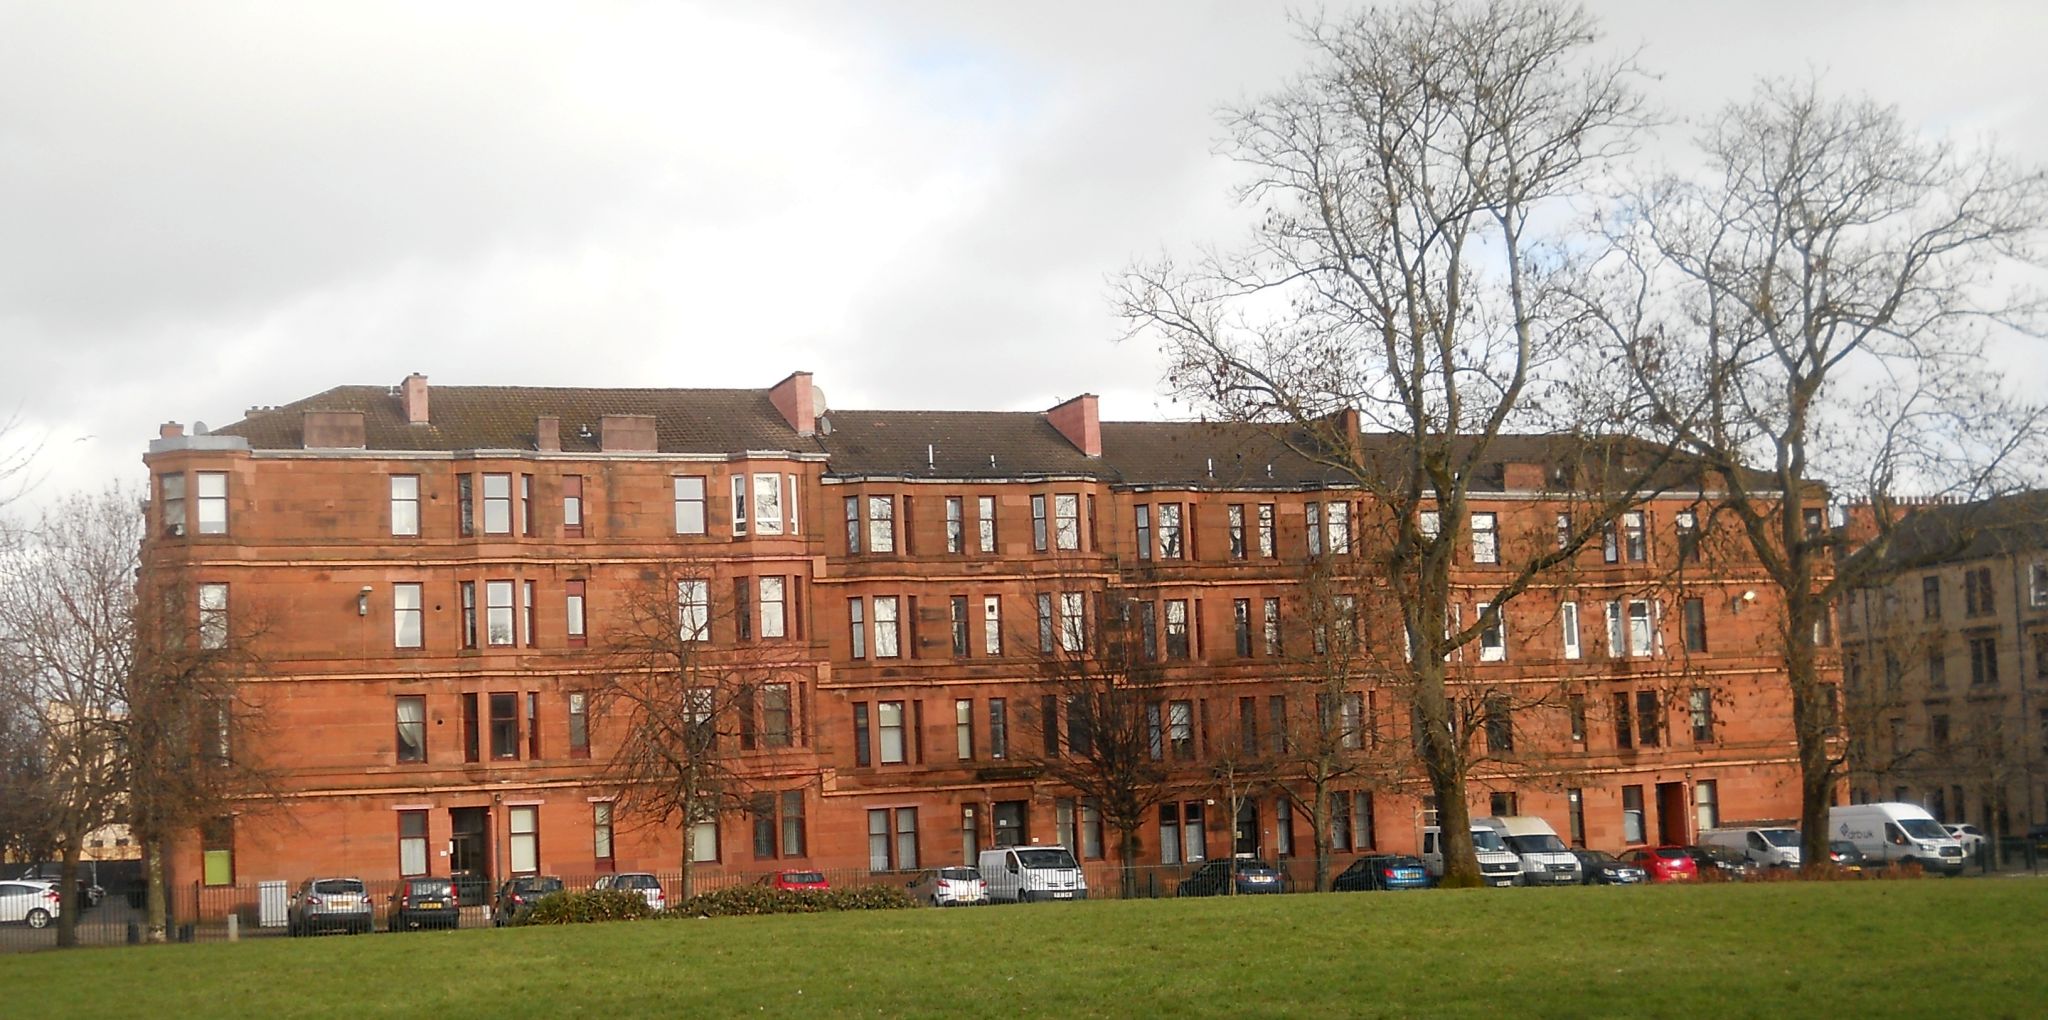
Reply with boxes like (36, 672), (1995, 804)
(1847, 490), (2048, 572)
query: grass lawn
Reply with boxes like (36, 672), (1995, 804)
(8, 879), (2046, 1018)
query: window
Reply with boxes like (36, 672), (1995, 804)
(395, 696), (427, 762)
(1636, 690), (1661, 747)
(730, 475), (750, 537)
(950, 596), (970, 657)
(1159, 802), (1206, 865)
(1929, 647), (1950, 690)
(1054, 494), (1080, 551)
(519, 475), (534, 536)
(1690, 689), (1714, 742)
(1138, 601), (1157, 660)
(388, 582), (424, 649)
(1059, 592), (1085, 653)
(160, 473), (186, 536)
(1622, 511), (1647, 562)
(752, 795), (777, 858)
(568, 692), (590, 757)
(521, 580), (535, 648)
(955, 699), (974, 760)
(1932, 713), (1951, 747)
(1262, 598), (1281, 656)
(1165, 600), (1190, 660)
(1484, 695), (1513, 753)
(1031, 495), (1049, 552)
(874, 596), (900, 658)
(489, 693), (520, 759)
(1965, 566), (1995, 617)
(563, 580), (586, 646)
(1134, 505), (1152, 561)
(508, 806), (538, 876)
(1477, 603), (1505, 661)
(198, 582), (228, 650)
(1228, 505), (1246, 559)
(679, 580), (710, 642)
(866, 496), (895, 553)
(461, 693), (479, 762)
(848, 599), (866, 659)
(195, 472), (228, 534)
(869, 807), (918, 872)
(1168, 700), (1194, 759)
(945, 497), (964, 553)
(1041, 695), (1061, 756)
(1257, 504), (1275, 558)
(673, 477), (706, 534)
(977, 496), (997, 553)
(1067, 694), (1093, 756)
(1419, 510), (1440, 541)
(594, 802), (614, 868)
(1158, 503), (1184, 558)
(843, 497), (861, 554)
(561, 475), (583, 537)
(1471, 512), (1498, 564)
(1567, 789), (1585, 847)
(201, 817), (235, 886)
(1615, 599), (1652, 657)
(759, 577), (786, 639)
(1621, 786), (1645, 844)
(989, 698), (1008, 759)
(1969, 636), (1999, 687)
(484, 581), (514, 646)
(1569, 694), (1586, 743)
(1233, 599), (1252, 657)
(1601, 518), (1619, 562)
(1146, 702), (1164, 760)
(763, 683), (792, 748)
(398, 811), (428, 877)
(753, 474), (784, 535)
(1560, 601), (1581, 660)
(390, 476), (420, 536)
(2033, 564), (2048, 608)
(1036, 594), (1055, 653)
(481, 474), (511, 535)
(1675, 510), (1698, 563)
(982, 596), (1001, 655)
(1921, 575), (1942, 619)
(458, 475), (474, 537)
(878, 701), (906, 764)
(1682, 598), (1708, 653)
(1268, 696), (1288, 756)
(1553, 512), (1571, 551)
(1340, 692), (1365, 750)
(1613, 692), (1634, 750)
(1080, 802), (1105, 859)
(781, 790), (806, 857)
(1306, 502), (1322, 557)
(1694, 780), (1719, 832)
(1327, 501), (1350, 555)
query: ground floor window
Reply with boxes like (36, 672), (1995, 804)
(398, 810), (428, 877)
(509, 806), (539, 876)
(1621, 786), (1646, 845)
(1160, 801), (1206, 865)
(993, 800), (1027, 848)
(1080, 801), (1104, 860)
(593, 802), (614, 870)
(1693, 780), (1719, 833)
(691, 819), (719, 863)
(961, 805), (980, 865)
(202, 816), (235, 886)
(868, 807), (919, 872)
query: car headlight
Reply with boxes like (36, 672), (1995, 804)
(1527, 862), (1546, 872)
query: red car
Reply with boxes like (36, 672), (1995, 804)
(1623, 846), (1699, 882)
(761, 870), (829, 892)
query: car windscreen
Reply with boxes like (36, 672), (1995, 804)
(1759, 829), (1800, 847)
(1654, 848), (1689, 859)
(1470, 830), (1508, 852)
(528, 878), (565, 893)
(1577, 850), (1617, 863)
(1015, 849), (1079, 869)
(1506, 834), (1568, 853)
(938, 868), (979, 881)
(783, 872), (825, 884)
(313, 880), (364, 895)
(1899, 819), (1950, 841)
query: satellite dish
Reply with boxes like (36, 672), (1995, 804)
(192, 421), (210, 435)
(812, 387), (829, 416)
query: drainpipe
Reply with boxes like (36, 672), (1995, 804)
(2011, 555), (2035, 839)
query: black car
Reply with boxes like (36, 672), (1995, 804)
(1683, 844), (1757, 881)
(1828, 840), (1866, 873)
(388, 877), (460, 931)
(1570, 848), (1648, 885)
(1176, 858), (1284, 896)
(492, 875), (565, 926)
(1332, 854), (1429, 891)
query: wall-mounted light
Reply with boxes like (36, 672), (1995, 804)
(357, 586), (373, 616)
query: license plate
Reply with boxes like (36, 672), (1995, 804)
(1052, 892), (1073, 899)
(420, 902), (443, 909)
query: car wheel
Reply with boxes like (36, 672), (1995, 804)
(25, 908), (50, 930)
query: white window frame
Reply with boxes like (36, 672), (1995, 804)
(509, 806), (538, 876)
(1471, 512), (1498, 564)
(1628, 599), (1654, 657)
(485, 580), (515, 646)
(482, 474), (512, 535)
(759, 577), (787, 638)
(390, 476), (420, 537)
(1054, 494), (1081, 551)
(394, 583), (424, 649)
(198, 583), (229, 650)
(873, 596), (901, 658)
(674, 476), (707, 535)
(878, 701), (907, 764)
(868, 496), (896, 554)
(982, 596), (1002, 655)
(195, 471), (229, 534)
(1327, 501), (1351, 555)
(1059, 592), (1086, 653)
(678, 580), (710, 642)
(731, 475), (750, 536)
(1559, 601), (1580, 660)
(1477, 602), (1506, 661)
(752, 473), (784, 535)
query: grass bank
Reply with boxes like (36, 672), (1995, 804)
(7, 879), (2044, 1018)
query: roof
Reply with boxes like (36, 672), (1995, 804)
(1847, 490), (2048, 573)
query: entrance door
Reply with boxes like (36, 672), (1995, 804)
(449, 807), (492, 904)
(992, 801), (1027, 848)
(1656, 783), (1689, 845)
(1234, 801), (1261, 858)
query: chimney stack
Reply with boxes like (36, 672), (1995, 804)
(768, 371), (818, 436)
(536, 416), (561, 453)
(1046, 394), (1101, 458)
(159, 422), (185, 439)
(400, 373), (430, 425)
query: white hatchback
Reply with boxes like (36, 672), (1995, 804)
(0, 880), (61, 929)
(908, 866), (988, 907)
(1945, 824), (1989, 855)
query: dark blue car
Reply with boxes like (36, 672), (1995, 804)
(1176, 858), (1284, 896)
(1332, 853), (1429, 891)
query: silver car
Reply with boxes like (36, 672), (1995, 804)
(288, 877), (373, 936)
(593, 872), (666, 911)
(907, 866), (988, 907)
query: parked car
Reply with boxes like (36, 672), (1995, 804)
(0, 880), (61, 929)
(12, 864), (102, 908)
(593, 872), (666, 911)
(760, 870), (830, 892)
(288, 877), (373, 936)
(1828, 840), (1866, 873)
(1477, 816), (1581, 885)
(979, 846), (1088, 903)
(492, 875), (565, 926)
(1700, 827), (1803, 869)
(387, 877), (460, 931)
(1684, 844), (1759, 882)
(1177, 858), (1284, 897)
(1570, 849), (1647, 885)
(1623, 846), (1698, 882)
(1333, 854), (1429, 891)
(907, 866), (988, 906)
(1945, 824), (1989, 856)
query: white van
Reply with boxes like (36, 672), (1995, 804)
(978, 845), (1088, 903)
(1420, 826), (1521, 887)
(1477, 816), (1581, 886)
(1701, 827), (1803, 869)
(1827, 803), (1965, 876)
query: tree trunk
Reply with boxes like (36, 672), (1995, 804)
(680, 846), (695, 902)
(1117, 823), (1140, 899)
(1784, 605), (1836, 875)
(56, 839), (81, 947)
(146, 839), (169, 943)
(1311, 785), (1331, 893)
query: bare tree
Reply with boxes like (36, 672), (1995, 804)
(594, 560), (800, 898)
(1119, 0), (1665, 885)
(1606, 79), (2048, 870)
(0, 488), (137, 946)
(1017, 586), (1176, 898)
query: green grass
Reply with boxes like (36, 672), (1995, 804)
(9, 880), (2048, 1018)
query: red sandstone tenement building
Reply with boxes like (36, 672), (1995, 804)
(145, 372), (1829, 891)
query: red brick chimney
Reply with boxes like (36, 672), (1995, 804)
(536, 416), (561, 452)
(159, 422), (184, 439)
(1047, 394), (1101, 457)
(400, 373), (430, 425)
(768, 371), (817, 436)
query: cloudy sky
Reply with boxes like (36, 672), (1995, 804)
(2, 0), (2042, 508)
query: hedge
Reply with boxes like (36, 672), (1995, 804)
(665, 884), (916, 918)
(516, 889), (655, 925)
